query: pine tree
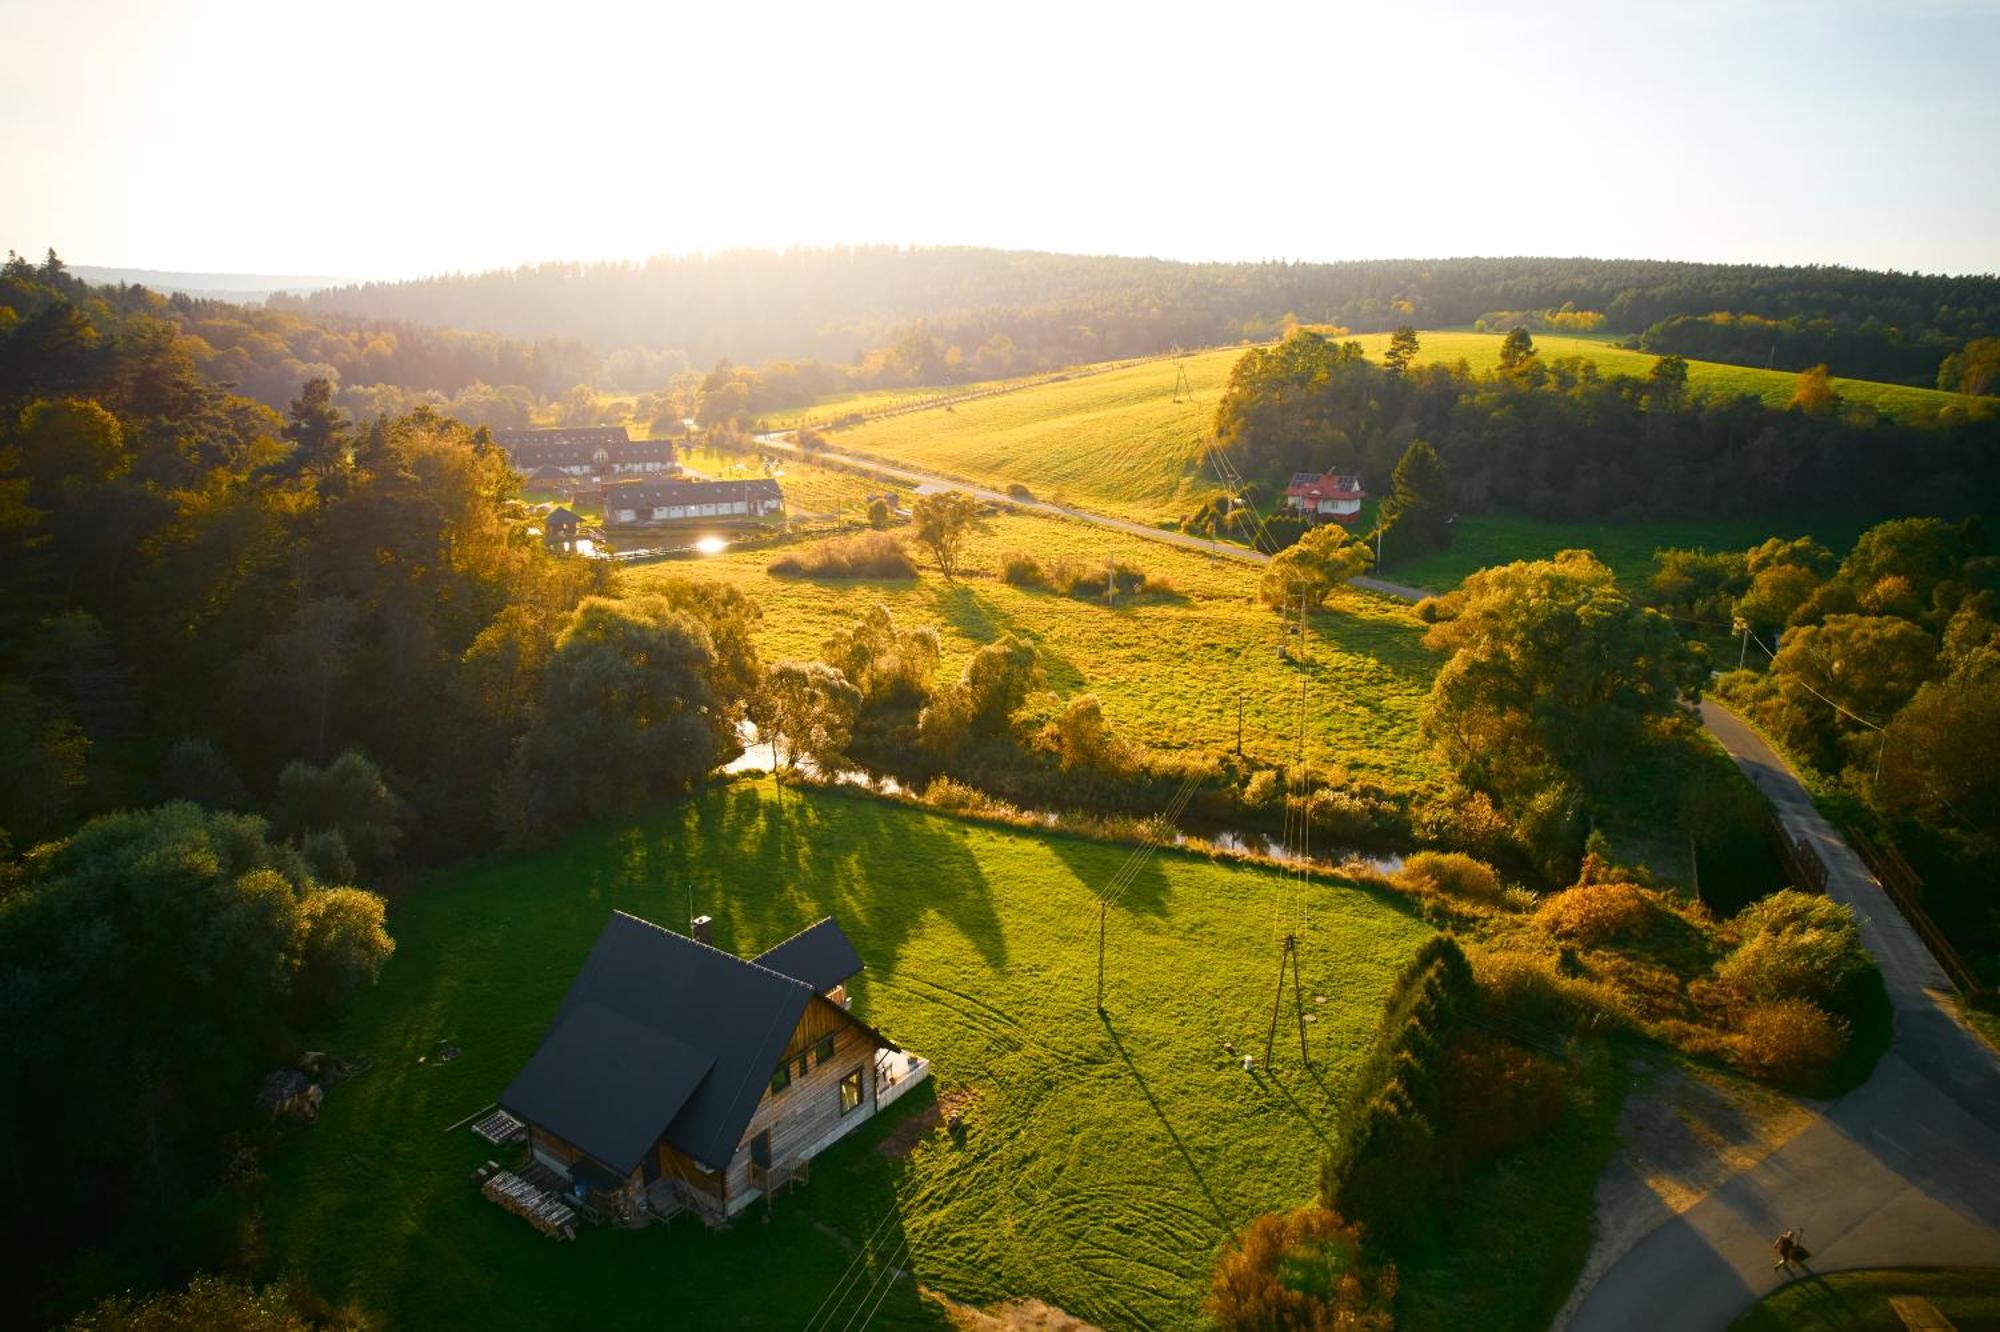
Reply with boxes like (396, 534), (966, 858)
(1377, 439), (1451, 561)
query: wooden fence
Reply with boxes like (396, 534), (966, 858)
(1845, 824), (1990, 1001)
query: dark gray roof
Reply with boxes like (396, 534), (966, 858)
(499, 1001), (714, 1173)
(604, 477), (782, 508)
(498, 911), (815, 1172)
(754, 917), (864, 994)
(492, 426), (674, 470)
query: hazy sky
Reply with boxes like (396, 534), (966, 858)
(4, 0), (1997, 280)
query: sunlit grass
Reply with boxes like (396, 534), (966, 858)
(262, 782), (1432, 1330)
(628, 507), (1443, 788)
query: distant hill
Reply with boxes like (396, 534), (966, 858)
(72, 265), (348, 302)
(280, 248), (2000, 386)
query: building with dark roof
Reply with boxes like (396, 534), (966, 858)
(493, 426), (677, 479)
(499, 911), (921, 1223)
(600, 476), (784, 527)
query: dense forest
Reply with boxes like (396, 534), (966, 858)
(0, 252), (775, 1322)
(281, 247), (2000, 388)
(1211, 328), (1999, 526)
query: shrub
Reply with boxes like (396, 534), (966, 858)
(1729, 998), (1848, 1085)
(1394, 851), (1503, 904)
(1535, 879), (1663, 946)
(999, 550), (1046, 587)
(1717, 890), (1873, 1012)
(1208, 1205), (1396, 1332)
(768, 530), (917, 579)
(1006, 481), (1036, 501)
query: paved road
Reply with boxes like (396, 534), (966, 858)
(757, 432), (1273, 565)
(1560, 702), (2000, 1331)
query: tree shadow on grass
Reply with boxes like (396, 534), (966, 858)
(630, 782), (1008, 988)
(1099, 1012), (1232, 1231)
(929, 583), (1086, 694)
(1045, 829), (1175, 921)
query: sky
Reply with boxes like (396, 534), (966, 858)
(4, 0), (1997, 281)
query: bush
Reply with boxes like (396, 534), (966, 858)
(1729, 998), (1848, 1085)
(999, 550), (1046, 587)
(768, 530), (918, 579)
(1394, 851), (1504, 904)
(1717, 890), (1873, 1012)
(1534, 880), (1664, 946)
(1006, 481), (1036, 501)
(1208, 1205), (1396, 1332)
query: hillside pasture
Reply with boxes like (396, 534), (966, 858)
(629, 506), (1443, 788)
(261, 783), (1433, 1330)
(819, 346), (1251, 525)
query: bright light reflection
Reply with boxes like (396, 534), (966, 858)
(694, 536), (728, 556)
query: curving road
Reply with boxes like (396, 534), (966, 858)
(1558, 702), (2000, 1331)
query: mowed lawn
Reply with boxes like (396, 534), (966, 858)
(262, 783), (1433, 1330)
(629, 507), (1443, 788)
(821, 346), (1251, 525)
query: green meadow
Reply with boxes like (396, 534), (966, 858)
(262, 783), (1432, 1330)
(630, 507), (1443, 787)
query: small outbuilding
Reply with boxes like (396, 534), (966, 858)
(544, 507), (580, 549)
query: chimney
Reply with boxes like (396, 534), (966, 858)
(691, 915), (713, 946)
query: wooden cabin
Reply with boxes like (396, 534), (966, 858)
(499, 912), (915, 1225)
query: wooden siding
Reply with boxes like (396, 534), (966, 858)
(717, 998), (887, 1211)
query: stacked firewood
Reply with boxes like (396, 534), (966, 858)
(482, 1170), (577, 1240)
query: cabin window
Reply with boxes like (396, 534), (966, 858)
(813, 1034), (835, 1067)
(838, 1068), (863, 1114)
(794, 1051), (810, 1080)
(770, 1062), (791, 1096)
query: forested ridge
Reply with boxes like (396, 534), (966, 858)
(281, 247), (2000, 388)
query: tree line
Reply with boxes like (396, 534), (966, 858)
(282, 246), (2000, 389)
(1212, 327), (1998, 530)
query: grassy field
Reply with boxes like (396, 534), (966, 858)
(630, 507), (1443, 789)
(788, 332), (1977, 534)
(1343, 330), (1984, 422)
(261, 782), (1433, 1330)
(1383, 511), (1875, 594)
(819, 346), (1250, 526)
(1729, 1268), (2000, 1330)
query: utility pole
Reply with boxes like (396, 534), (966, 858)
(1263, 933), (1311, 1069)
(1236, 689), (1244, 756)
(1736, 618), (1750, 669)
(1375, 524), (1384, 572)
(1096, 899), (1107, 1012)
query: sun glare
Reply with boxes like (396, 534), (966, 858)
(694, 535), (728, 556)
